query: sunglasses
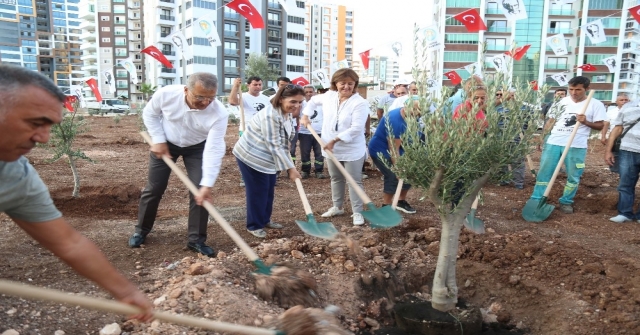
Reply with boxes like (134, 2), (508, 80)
(284, 84), (303, 90)
(496, 93), (503, 97)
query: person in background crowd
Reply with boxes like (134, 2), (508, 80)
(131, 73), (228, 258)
(0, 64), (153, 321)
(496, 88), (525, 189)
(229, 76), (272, 187)
(301, 69), (370, 226)
(408, 82), (419, 95)
(605, 100), (640, 223)
(298, 85), (326, 179)
(368, 97), (421, 214)
(601, 93), (630, 174)
(376, 79), (410, 120)
(447, 75), (484, 115)
(541, 88), (568, 120)
(233, 85), (303, 238)
(528, 76), (606, 214)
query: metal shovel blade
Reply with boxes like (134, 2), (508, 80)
(521, 197), (555, 222)
(464, 209), (485, 234)
(295, 214), (339, 240)
(363, 202), (403, 229)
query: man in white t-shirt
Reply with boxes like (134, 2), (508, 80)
(600, 94), (629, 174)
(529, 76), (607, 214)
(229, 76), (272, 186)
(298, 85), (325, 179)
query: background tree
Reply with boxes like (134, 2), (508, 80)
(139, 82), (157, 101)
(244, 52), (279, 85)
(393, 28), (542, 312)
(43, 100), (93, 198)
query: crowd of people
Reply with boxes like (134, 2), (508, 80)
(2, 62), (639, 323)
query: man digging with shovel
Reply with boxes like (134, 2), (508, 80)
(526, 76), (606, 215)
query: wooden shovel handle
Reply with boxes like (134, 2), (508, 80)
(0, 280), (276, 335)
(306, 127), (373, 204)
(471, 195), (479, 210)
(392, 179), (403, 209)
(542, 90), (594, 198)
(139, 132), (260, 262)
(525, 155), (535, 176)
(294, 178), (314, 216)
(239, 91), (246, 132)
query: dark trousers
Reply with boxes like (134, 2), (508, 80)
(290, 130), (299, 160)
(136, 141), (208, 244)
(299, 133), (324, 173)
(236, 158), (276, 231)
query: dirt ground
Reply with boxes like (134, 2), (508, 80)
(1, 115), (639, 335)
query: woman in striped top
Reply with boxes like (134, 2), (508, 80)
(233, 84), (304, 238)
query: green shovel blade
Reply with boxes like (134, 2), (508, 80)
(522, 196), (555, 222)
(295, 214), (339, 240)
(464, 209), (485, 234)
(363, 202), (403, 229)
(252, 259), (272, 275)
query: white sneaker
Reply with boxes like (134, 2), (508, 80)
(610, 215), (631, 223)
(352, 213), (365, 226)
(321, 206), (344, 218)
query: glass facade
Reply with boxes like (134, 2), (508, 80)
(588, 0), (623, 9)
(445, 0), (480, 8)
(512, 0), (543, 82)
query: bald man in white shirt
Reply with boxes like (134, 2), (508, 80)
(129, 73), (228, 257)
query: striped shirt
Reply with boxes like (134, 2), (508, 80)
(233, 105), (295, 174)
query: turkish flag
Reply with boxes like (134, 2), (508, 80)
(141, 46), (173, 69)
(291, 76), (309, 86)
(359, 49), (371, 70)
(63, 95), (76, 112)
(578, 64), (597, 72)
(453, 9), (487, 32)
(86, 78), (102, 102)
(530, 80), (539, 91)
(226, 0), (265, 29)
(630, 5), (640, 24)
(506, 44), (531, 61)
(444, 71), (463, 85)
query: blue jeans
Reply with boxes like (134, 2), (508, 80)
(530, 143), (586, 205)
(236, 158), (277, 231)
(617, 150), (640, 219)
(610, 150), (620, 174)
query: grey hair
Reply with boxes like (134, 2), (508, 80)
(187, 72), (218, 90)
(0, 64), (66, 113)
(303, 85), (315, 91)
(618, 93), (629, 98)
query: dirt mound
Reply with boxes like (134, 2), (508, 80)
(51, 184), (141, 219)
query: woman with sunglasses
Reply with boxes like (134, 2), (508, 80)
(233, 84), (304, 238)
(301, 68), (370, 226)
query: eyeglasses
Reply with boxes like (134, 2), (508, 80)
(189, 91), (215, 102)
(496, 93), (503, 97)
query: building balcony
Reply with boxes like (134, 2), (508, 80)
(80, 43), (96, 51)
(224, 30), (239, 38)
(78, 5), (95, 20)
(486, 26), (509, 33)
(548, 28), (573, 35)
(79, 21), (94, 30)
(80, 31), (96, 41)
(116, 73), (128, 78)
(224, 12), (240, 20)
(268, 20), (282, 26)
(80, 53), (97, 61)
(268, 36), (281, 43)
(549, 9), (574, 16)
(224, 48), (239, 56)
(267, 53), (281, 59)
(159, 71), (177, 78)
(116, 84), (129, 89)
(161, 50), (176, 56)
(486, 45), (509, 51)
(159, 15), (175, 21)
(81, 64), (98, 71)
(224, 66), (239, 74)
(544, 63), (570, 70)
(129, 34), (141, 41)
(127, 0), (140, 8)
(161, 68), (176, 73)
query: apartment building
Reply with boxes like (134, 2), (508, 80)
(304, 1), (354, 82)
(432, 0), (638, 103)
(0, 0), (83, 94)
(358, 55), (400, 89)
(78, 0), (145, 102)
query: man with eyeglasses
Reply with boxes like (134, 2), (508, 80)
(129, 73), (228, 257)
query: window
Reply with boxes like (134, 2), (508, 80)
(485, 37), (506, 50)
(546, 57), (568, 69)
(588, 0), (623, 10)
(444, 34), (479, 44)
(487, 20), (508, 33)
(100, 16), (109, 21)
(549, 21), (571, 34)
(287, 32), (304, 41)
(245, 36), (250, 48)
(160, 26), (172, 37)
(101, 37), (110, 42)
(287, 16), (304, 24)
(113, 5), (125, 13)
(193, 0), (216, 9)
(443, 51), (476, 62)
(295, 1), (304, 9)
(585, 54), (615, 63)
(287, 48), (304, 57)
(586, 36), (618, 47)
(115, 37), (126, 45)
(101, 27), (111, 31)
(286, 65), (304, 72)
(187, 56), (217, 65)
(225, 59), (237, 67)
(446, 0), (480, 8)
(268, 12), (281, 26)
(224, 41), (238, 49)
(115, 48), (127, 56)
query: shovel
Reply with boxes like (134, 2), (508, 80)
(306, 127), (402, 228)
(464, 196), (485, 234)
(139, 132), (271, 275)
(522, 90), (594, 222)
(239, 91), (246, 136)
(294, 178), (339, 240)
(391, 179), (403, 210)
(526, 155), (536, 177)
(0, 279), (279, 335)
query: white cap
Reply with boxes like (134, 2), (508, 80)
(393, 78), (411, 86)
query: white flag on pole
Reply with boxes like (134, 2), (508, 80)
(584, 19), (607, 45)
(551, 72), (570, 86)
(422, 24), (443, 52)
(102, 69), (116, 95)
(602, 56), (617, 73)
(312, 69), (330, 88)
(70, 85), (86, 108)
(491, 54), (509, 74)
(169, 31), (192, 60)
(500, 0), (528, 21)
(546, 33), (568, 56)
(195, 16), (222, 47)
(333, 59), (349, 72)
(464, 62), (483, 79)
(118, 57), (138, 84)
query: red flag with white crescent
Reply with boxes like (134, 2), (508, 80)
(530, 80), (539, 91)
(291, 76), (309, 86)
(578, 64), (597, 72)
(506, 44), (531, 61)
(453, 9), (487, 32)
(359, 49), (371, 70)
(630, 5), (640, 24)
(443, 71), (463, 85)
(141, 45), (173, 68)
(63, 96), (76, 112)
(86, 78), (102, 102)
(226, 0), (265, 29)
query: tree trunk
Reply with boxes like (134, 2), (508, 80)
(68, 155), (80, 198)
(431, 215), (464, 312)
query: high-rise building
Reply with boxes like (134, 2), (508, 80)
(140, 0), (306, 93)
(432, 0), (638, 103)
(360, 55), (400, 88)
(304, 1), (354, 83)
(0, 0), (84, 94)
(78, 0), (145, 102)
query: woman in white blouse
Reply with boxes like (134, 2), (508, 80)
(301, 69), (370, 226)
(233, 85), (303, 238)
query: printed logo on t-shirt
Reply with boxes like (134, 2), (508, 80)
(563, 114), (577, 127)
(310, 110), (318, 119)
(254, 103), (265, 111)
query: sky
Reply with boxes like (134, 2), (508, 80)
(335, 0), (431, 73)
